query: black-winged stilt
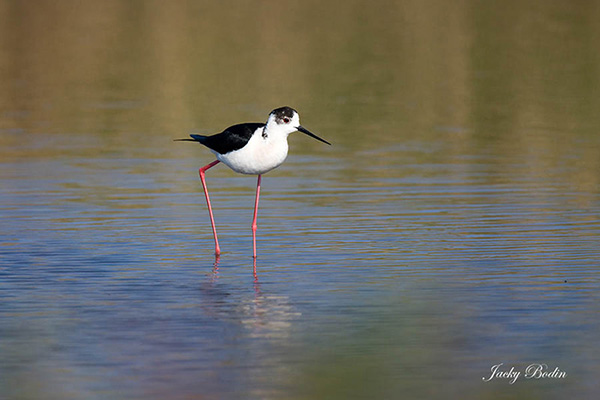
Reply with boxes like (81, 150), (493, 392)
(176, 106), (331, 258)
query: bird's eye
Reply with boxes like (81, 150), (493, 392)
(283, 117), (290, 123)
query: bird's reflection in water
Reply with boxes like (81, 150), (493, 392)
(210, 255), (220, 283)
(253, 257), (257, 282)
(243, 258), (301, 339)
(199, 256), (300, 340)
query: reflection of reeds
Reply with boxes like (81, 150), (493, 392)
(2, 1), (599, 196)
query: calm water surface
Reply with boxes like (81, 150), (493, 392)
(1, 1), (600, 399)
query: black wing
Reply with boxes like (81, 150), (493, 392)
(181, 123), (265, 155)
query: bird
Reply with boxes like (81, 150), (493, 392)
(176, 106), (331, 258)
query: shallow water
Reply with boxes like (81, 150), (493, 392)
(2, 1), (600, 399)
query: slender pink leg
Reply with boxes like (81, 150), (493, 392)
(252, 174), (262, 259)
(199, 160), (221, 256)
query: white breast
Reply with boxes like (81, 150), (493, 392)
(215, 131), (289, 175)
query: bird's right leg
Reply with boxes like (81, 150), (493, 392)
(199, 160), (221, 256)
(251, 174), (262, 259)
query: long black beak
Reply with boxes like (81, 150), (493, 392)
(297, 126), (331, 145)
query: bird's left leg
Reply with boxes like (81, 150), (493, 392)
(199, 160), (221, 256)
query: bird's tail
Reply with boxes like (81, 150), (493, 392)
(174, 134), (207, 143)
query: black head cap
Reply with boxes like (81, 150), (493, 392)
(271, 106), (297, 124)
